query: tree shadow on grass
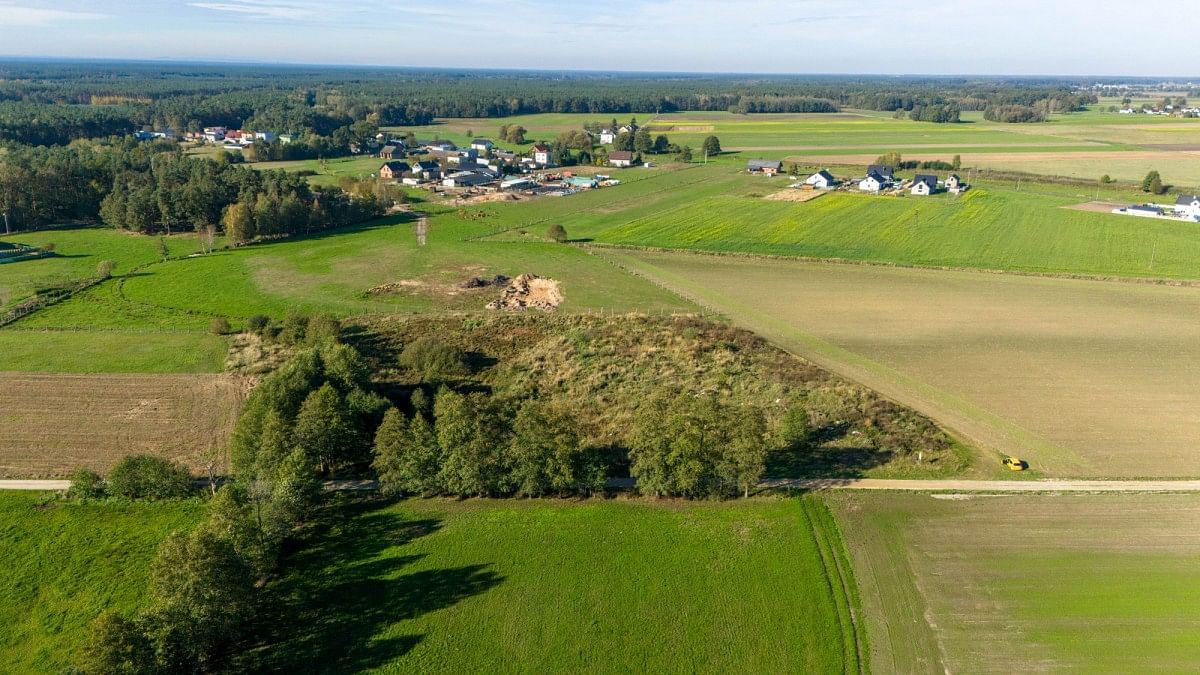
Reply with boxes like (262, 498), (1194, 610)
(765, 423), (894, 480)
(235, 495), (503, 674)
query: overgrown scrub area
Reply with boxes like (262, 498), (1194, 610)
(0, 491), (206, 673)
(353, 313), (966, 486)
(238, 494), (865, 673)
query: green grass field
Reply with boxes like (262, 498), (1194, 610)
(0, 328), (227, 373)
(0, 492), (206, 673)
(242, 495), (864, 674)
(600, 250), (1200, 478)
(829, 492), (1200, 673)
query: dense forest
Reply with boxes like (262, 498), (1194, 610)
(0, 139), (388, 235)
(0, 62), (1100, 145)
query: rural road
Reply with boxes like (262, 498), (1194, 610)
(7, 478), (1200, 493)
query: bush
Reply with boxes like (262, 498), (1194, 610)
(399, 336), (469, 381)
(107, 455), (193, 499)
(546, 223), (568, 243)
(246, 314), (271, 333)
(78, 611), (155, 675)
(95, 259), (116, 279)
(67, 468), (106, 499)
(209, 316), (231, 335)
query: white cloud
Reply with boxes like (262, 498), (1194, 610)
(187, 1), (317, 21)
(0, 2), (107, 26)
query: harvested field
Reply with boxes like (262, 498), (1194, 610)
(0, 373), (248, 477)
(1061, 200), (1126, 213)
(764, 189), (826, 202)
(606, 251), (1200, 478)
(830, 492), (1200, 673)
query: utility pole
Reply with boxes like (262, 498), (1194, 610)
(2, 212), (9, 235)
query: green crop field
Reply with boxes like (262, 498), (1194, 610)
(570, 180), (1200, 279)
(0, 492), (206, 673)
(241, 495), (865, 674)
(829, 492), (1200, 673)
(602, 250), (1200, 478)
(0, 328), (227, 373)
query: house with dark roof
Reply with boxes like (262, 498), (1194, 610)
(747, 159), (783, 175)
(470, 139), (495, 152)
(859, 171), (886, 192)
(867, 164), (895, 180)
(442, 171), (498, 189)
(1174, 194), (1200, 220)
(804, 169), (836, 188)
(608, 150), (635, 167)
(411, 160), (442, 181)
(379, 161), (411, 180)
(423, 140), (457, 152)
(911, 174), (938, 196)
(379, 145), (401, 160)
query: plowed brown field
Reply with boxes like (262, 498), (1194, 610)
(0, 373), (248, 477)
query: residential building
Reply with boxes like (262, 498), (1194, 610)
(804, 170), (836, 188)
(945, 174), (963, 191)
(911, 174), (938, 196)
(608, 150), (635, 168)
(470, 139), (495, 152)
(411, 160), (442, 181)
(1175, 194), (1200, 220)
(859, 173), (885, 192)
(379, 161), (411, 181)
(380, 145), (401, 160)
(747, 159), (783, 175)
(532, 143), (553, 166)
(866, 164), (895, 181)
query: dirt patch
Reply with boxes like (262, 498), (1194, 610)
(454, 192), (524, 206)
(367, 279), (428, 296)
(0, 372), (247, 477)
(1061, 201), (1127, 213)
(225, 333), (292, 375)
(1139, 143), (1200, 152)
(764, 189), (827, 203)
(486, 273), (563, 311)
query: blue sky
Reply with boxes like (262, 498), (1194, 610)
(0, 0), (1196, 77)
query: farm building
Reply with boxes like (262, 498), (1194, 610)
(911, 175), (938, 196)
(805, 170), (836, 188)
(1174, 194), (1200, 220)
(470, 139), (495, 152)
(1114, 204), (1165, 218)
(563, 176), (599, 189)
(608, 151), (635, 168)
(866, 164), (895, 181)
(379, 161), (411, 180)
(423, 140), (457, 152)
(747, 160), (783, 175)
(442, 171), (497, 188)
(380, 145), (401, 159)
(532, 144), (553, 167)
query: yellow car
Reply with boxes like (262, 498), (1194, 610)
(1003, 456), (1027, 471)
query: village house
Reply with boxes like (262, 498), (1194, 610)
(747, 159), (783, 176)
(858, 171), (885, 192)
(379, 161), (411, 181)
(599, 128), (617, 144)
(470, 139), (495, 153)
(1175, 194), (1200, 220)
(532, 143), (554, 167)
(945, 174), (963, 191)
(804, 170), (836, 189)
(379, 145), (400, 160)
(866, 164), (895, 181)
(910, 174), (938, 196)
(608, 150), (635, 168)
(411, 160), (442, 181)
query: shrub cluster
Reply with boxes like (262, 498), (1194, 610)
(67, 456), (193, 501)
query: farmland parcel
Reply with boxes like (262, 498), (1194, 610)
(606, 250), (1200, 477)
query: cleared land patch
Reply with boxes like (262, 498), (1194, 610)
(830, 492), (1200, 673)
(0, 373), (247, 477)
(605, 251), (1200, 478)
(242, 495), (864, 673)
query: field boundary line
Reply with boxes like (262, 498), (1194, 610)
(579, 243), (1200, 288)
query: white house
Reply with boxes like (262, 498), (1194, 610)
(470, 139), (495, 153)
(532, 143), (553, 166)
(945, 174), (963, 191)
(1175, 194), (1200, 220)
(804, 170), (836, 189)
(599, 129), (617, 144)
(608, 150), (635, 168)
(859, 173), (884, 192)
(910, 174), (938, 196)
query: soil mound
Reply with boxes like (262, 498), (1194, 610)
(486, 273), (562, 311)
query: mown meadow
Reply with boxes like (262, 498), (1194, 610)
(0, 492), (207, 673)
(240, 494), (865, 674)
